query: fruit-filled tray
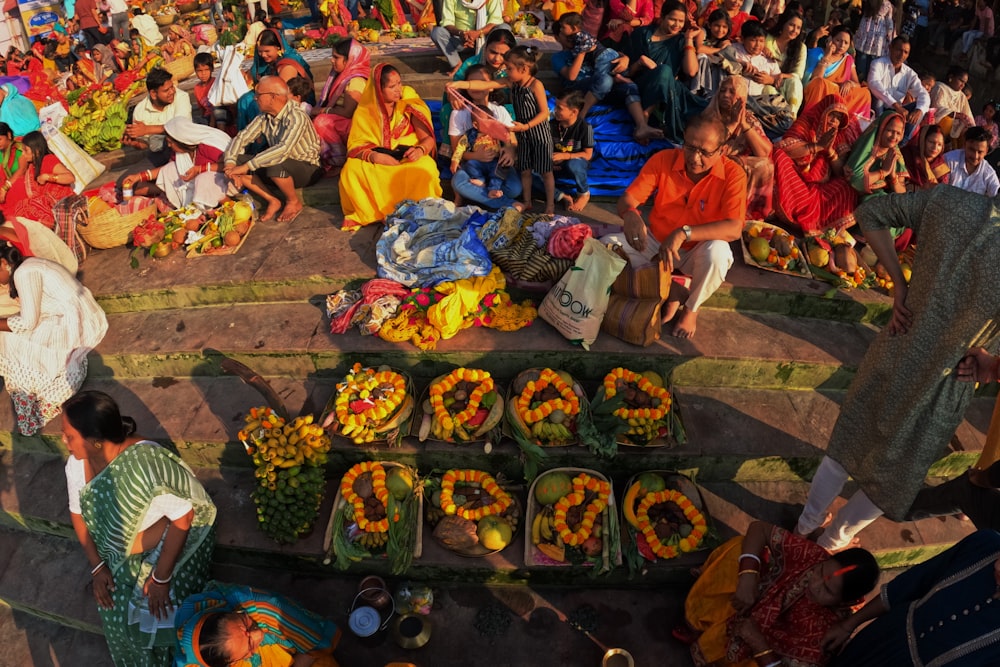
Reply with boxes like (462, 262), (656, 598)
(414, 368), (504, 447)
(741, 220), (812, 279)
(423, 470), (522, 557)
(620, 471), (713, 573)
(525, 467), (621, 573)
(320, 364), (416, 447)
(323, 461), (422, 575)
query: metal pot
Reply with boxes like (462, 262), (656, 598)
(601, 648), (634, 667)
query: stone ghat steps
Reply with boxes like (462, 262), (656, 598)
(89, 300), (883, 390)
(9, 376), (991, 484)
(0, 527), (698, 667)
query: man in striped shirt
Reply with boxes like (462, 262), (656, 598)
(224, 77), (322, 224)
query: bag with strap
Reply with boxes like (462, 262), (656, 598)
(208, 45), (250, 106)
(538, 237), (626, 350)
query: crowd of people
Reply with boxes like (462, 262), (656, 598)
(0, 0), (997, 665)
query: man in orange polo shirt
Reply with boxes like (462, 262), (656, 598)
(616, 116), (747, 338)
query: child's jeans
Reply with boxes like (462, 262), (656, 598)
(465, 158), (505, 193)
(535, 156), (589, 199)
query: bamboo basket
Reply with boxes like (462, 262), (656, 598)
(163, 54), (195, 82)
(79, 199), (157, 249)
(154, 13), (176, 26)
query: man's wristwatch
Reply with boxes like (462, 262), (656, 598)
(681, 225), (692, 241)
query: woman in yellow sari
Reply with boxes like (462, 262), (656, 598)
(802, 26), (872, 121)
(339, 64), (442, 231)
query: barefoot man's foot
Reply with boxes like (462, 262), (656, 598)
(672, 308), (698, 338)
(567, 191), (590, 212)
(277, 200), (303, 223)
(661, 282), (689, 324)
(261, 198), (282, 222)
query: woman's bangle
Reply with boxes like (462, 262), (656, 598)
(738, 569), (760, 576)
(739, 553), (762, 566)
(150, 571), (172, 585)
(91, 560), (106, 576)
(753, 649), (774, 658)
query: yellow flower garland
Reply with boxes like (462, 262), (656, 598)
(552, 473), (611, 546)
(428, 368), (494, 431)
(340, 461), (390, 533)
(439, 469), (512, 521)
(333, 363), (408, 430)
(635, 489), (707, 559)
(516, 368), (580, 425)
(602, 367), (672, 420)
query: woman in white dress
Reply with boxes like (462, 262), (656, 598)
(0, 243), (107, 434)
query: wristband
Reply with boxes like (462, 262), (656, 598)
(753, 649), (774, 658)
(91, 560), (106, 576)
(151, 571), (172, 585)
(739, 553), (762, 566)
(738, 569), (760, 576)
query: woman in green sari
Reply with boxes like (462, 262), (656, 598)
(63, 390), (216, 666)
(0, 122), (22, 189)
(626, 0), (707, 142)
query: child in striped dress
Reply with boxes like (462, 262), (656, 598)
(506, 46), (556, 213)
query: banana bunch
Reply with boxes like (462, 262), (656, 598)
(63, 81), (145, 155)
(530, 420), (574, 445)
(625, 417), (661, 440)
(241, 408), (331, 470)
(241, 407), (332, 544)
(530, 506), (557, 545)
(338, 394), (414, 444)
(358, 530), (389, 549)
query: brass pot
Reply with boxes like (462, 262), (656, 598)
(391, 613), (432, 649)
(602, 648), (634, 667)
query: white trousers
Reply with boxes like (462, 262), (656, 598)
(675, 239), (733, 312)
(796, 456), (884, 550)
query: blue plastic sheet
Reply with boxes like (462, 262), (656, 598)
(427, 99), (674, 197)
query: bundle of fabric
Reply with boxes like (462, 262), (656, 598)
(490, 212), (579, 284)
(379, 267), (537, 350)
(326, 278), (411, 334)
(376, 198), (493, 287)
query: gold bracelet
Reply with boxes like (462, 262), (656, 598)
(753, 649), (773, 658)
(738, 569), (759, 576)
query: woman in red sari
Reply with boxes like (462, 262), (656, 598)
(1, 131), (75, 230)
(901, 124), (950, 191)
(773, 93), (861, 236)
(313, 38), (369, 170)
(677, 520), (879, 667)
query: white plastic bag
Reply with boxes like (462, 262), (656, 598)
(538, 237), (626, 350)
(208, 45), (250, 106)
(42, 127), (105, 194)
(38, 102), (68, 132)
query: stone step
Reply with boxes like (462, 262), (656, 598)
(0, 526), (696, 667)
(88, 299), (881, 389)
(9, 378), (992, 484)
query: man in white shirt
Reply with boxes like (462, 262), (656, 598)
(124, 68), (192, 167)
(867, 35), (929, 141)
(943, 126), (1000, 196)
(106, 0), (129, 42)
(130, 8), (163, 46)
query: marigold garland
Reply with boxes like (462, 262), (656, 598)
(429, 369), (494, 431)
(516, 368), (580, 425)
(340, 461), (391, 533)
(439, 469), (512, 521)
(636, 489), (707, 559)
(552, 473), (611, 546)
(333, 363), (408, 429)
(602, 367), (672, 420)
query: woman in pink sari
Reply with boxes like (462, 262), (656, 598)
(802, 26), (871, 121)
(313, 39), (370, 170)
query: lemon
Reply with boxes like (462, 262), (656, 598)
(477, 516), (513, 550)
